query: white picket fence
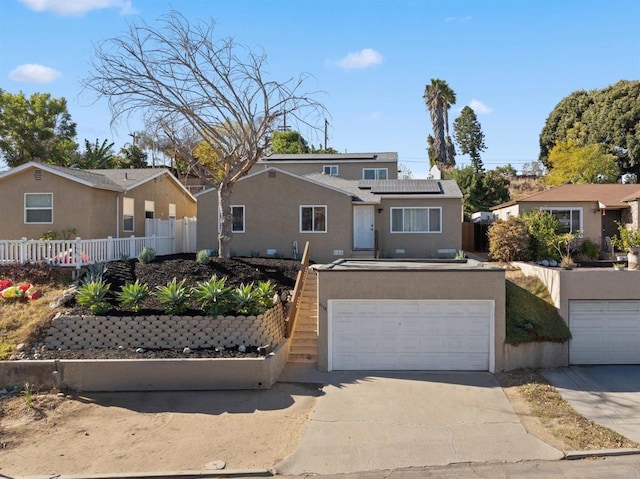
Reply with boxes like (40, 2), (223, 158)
(0, 218), (197, 270)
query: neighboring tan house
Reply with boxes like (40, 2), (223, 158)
(249, 152), (400, 180)
(0, 161), (196, 240)
(491, 183), (640, 250)
(196, 165), (463, 264)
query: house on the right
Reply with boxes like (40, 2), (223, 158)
(491, 183), (640, 251)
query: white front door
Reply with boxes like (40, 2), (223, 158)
(353, 205), (375, 249)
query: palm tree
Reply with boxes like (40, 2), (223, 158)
(423, 79), (457, 167)
(77, 138), (115, 169)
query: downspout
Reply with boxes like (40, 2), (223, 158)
(116, 193), (120, 238)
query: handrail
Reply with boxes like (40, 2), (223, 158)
(286, 241), (310, 338)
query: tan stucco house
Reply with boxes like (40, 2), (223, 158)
(491, 183), (640, 251)
(197, 152), (463, 263)
(0, 161), (196, 240)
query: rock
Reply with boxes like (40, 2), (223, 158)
(549, 259), (558, 267)
(16, 343), (26, 352)
(204, 460), (226, 470)
(183, 347), (191, 354)
(238, 345), (246, 353)
(57, 392), (65, 398)
(0, 389), (7, 395)
(33, 353), (40, 360)
(541, 259), (550, 266)
(257, 344), (273, 356)
(135, 347), (145, 354)
(118, 345), (124, 350)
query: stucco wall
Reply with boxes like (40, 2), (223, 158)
(249, 161), (398, 180)
(0, 166), (117, 240)
(513, 201), (602, 240)
(514, 262), (640, 322)
(196, 170), (354, 263)
(315, 265), (506, 372)
(375, 197), (462, 258)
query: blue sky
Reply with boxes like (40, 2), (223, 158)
(1, 0), (639, 177)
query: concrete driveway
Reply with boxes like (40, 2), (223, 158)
(276, 365), (562, 475)
(543, 365), (640, 443)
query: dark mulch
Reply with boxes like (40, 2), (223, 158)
(21, 255), (303, 360)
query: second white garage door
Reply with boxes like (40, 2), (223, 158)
(328, 300), (494, 372)
(570, 300), (640, 364)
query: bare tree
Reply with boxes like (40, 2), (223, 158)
(83, 10), (324, 257)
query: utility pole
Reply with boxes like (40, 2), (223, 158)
(324, 119), (328, 151)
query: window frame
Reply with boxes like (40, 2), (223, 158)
(323, 165), (339, 176)
(390, 207), (442, 233)
(300, 205), (327, 233)
(217, 205), (245, 233)
(24, 192), (53, 224)
(145, 200), (155, 220)
(123, 197), (135, 232)
(541, 207), (583, 234)
(168, 203), (176, 219)
(363, 168), (388, 180)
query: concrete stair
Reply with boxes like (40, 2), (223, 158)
(288, 269), (318, 363)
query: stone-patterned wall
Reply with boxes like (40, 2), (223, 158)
(45, 303), (286, 351)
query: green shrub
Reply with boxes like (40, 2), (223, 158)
(193, 275), (231, 316)
(82, 261), (107, 285)
(155, 278), (190, 315)
(488, 217), (531, 262)
(231, 283), (260, 316)
(196, 249), (213, 264)
(580, 239), (601, 260)
(76, 279), (111, 314)
(522, 210), (561, 261)
(118, 280), (151, 312)
(137, 247), (156, 264)
(255, 280), (276, 311)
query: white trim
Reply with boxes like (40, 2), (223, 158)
(327, 299), (495, 372)
(145, 200), (155, 220)
(299, 205), (327, 233)
(24, 192), (53, 224)
(217, 205), (245, 233)
(363, 167), (389, 180)
(123, 197), (135, 232)
(323, 165), (339, 176)
(541, 207), (584, 233)
(390, 207), (442, 233)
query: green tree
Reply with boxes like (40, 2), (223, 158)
(76, 138), (115, 168)
(446, 166), (510, 220)
(271, 130), (309, 153)
(544, 139), (619, 186)
(83, 10), (324, 258)
(539, 80), (640, 177)
(0, 89), (78, 167)
(115, 143), (148, 168)
(453, 106), (486, 172)
(423, 78), (456, 168)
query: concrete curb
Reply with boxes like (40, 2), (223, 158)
(16, 469), (273, 479)
(563, 448), (640, 460)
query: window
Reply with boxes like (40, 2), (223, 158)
(123, 198), (134, 232)
(323, 165), (339, 176)
(145, 200), (155, 219)
(363, 168), (388, 180)
(542, 208), (582, 233)
(218, 205), (245, 233)
(24, 193), (53, 224)
(300, 206), (326, 233)
(168, 203), (176, 219)
(391, 207), (441, 233)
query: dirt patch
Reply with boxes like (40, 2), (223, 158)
(0, 383), (321, 476)
(497, 369), (639, 451)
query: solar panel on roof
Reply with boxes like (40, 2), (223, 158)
(357, 180), (442, 194)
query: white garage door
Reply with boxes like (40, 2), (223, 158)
(570, 300), (640, 364)
(328, 300), (494, 372)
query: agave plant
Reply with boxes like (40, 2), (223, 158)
(231, 282), (259, 316)
(193, 275), (231, 316)
(155, 277), (190, 315)
(118, 280), (151, 312)
(76, 279), (111, 314)
(255, 280), (276, 311)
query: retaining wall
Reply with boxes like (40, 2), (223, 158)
(503, 341), (568, 371)
(44, 302), (286, 351)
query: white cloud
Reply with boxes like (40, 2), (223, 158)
(336, 48), (383, 70)
(469, 99), (492, 114)
(444, 15), (472, 22)
(19, 0), (134, 16)
(9, 64), (62, 83)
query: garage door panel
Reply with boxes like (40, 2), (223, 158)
(570, 300), (640, 365)
(330, 300), (492, 371)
